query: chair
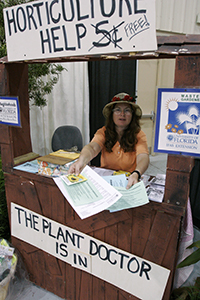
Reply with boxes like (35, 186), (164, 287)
(51, 125), (83, 152)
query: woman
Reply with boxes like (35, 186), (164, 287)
(68, 92), (149, 189)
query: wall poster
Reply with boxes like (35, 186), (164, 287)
(154, 88), (200, 157)
(0, 96), (21, 127)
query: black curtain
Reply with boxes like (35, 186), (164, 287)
(88, 60), (137, 166)
(189, 159), (200, 230)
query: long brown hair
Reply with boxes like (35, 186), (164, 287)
(104, 105), (141, 152)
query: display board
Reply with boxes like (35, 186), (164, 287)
(154, 88), (200, 157)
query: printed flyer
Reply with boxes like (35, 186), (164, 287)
(154, 88), (200, 157)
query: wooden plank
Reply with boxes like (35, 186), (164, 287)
(143, 211), (178, 265)
(4, 173), (43, 216)
(6, 63), (32, 158)
(164, 55), (197, 209)
(65, 210), (131, 234)
(0, 124), (10, 144)
(65, 264), (76, 300)
(185, 34), (200, 44)
(0, 63), (8, 95)
(12, 170), (56, 185)
(164, 170), (190, 206)
(79, 272), (93, 300)
(167, 155), (194, 173)
(1, 143), (14, 172)
(174, 56), (200, 87)
(14, 152), (39, 165)
(162, 218), (181, 300)
(148, 201), (185, 217)
(131, 205), (154, 257)
(34, 181), (65, 224)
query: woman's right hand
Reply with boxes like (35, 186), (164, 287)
(68, 159), (85, 176)
(68, 141), (101, 175)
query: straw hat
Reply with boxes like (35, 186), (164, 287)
(102, 92), (142, 118)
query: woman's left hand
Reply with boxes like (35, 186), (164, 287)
(126, 153), (149, 189)
(126, 172), (139, 189)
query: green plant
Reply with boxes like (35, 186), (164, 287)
(176, 241), (200, 269)
(28, 63), (66, 107)
(170, 277), (200, 300)
(170, 241), (200, 299)
(0, 155), (10, 240)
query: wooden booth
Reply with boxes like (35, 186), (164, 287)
(0, 35), (199, 299)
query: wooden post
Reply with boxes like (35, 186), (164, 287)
(0, 63), (32, 172)
(164, 55), (197, 205)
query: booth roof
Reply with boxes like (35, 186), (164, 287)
(1, 34), (200, 64)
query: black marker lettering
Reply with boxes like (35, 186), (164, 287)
(76, 23), (86, 48)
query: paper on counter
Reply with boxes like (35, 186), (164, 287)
(91, 166), (114, 177)
(146, 185), (165, 203)
(13, 160), (39, 173)
(107, 181), (149, 212)
(149, 174), (166, 186)
(102, 174), (128, 188)
(53, 165), (122, 219)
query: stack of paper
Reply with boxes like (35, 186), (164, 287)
(54, 165), (122, 219)
(146, 174), (166, 203)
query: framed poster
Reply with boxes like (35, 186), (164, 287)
(154, 88), (200, 157)
(0, 96), (21, 127)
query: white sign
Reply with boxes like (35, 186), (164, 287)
(154, 88), (200, 157)
(0, 96), (21, 126)
(11, 202), (170, 300)
(4, 0), (157, 62)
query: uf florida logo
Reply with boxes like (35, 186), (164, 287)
(165, 99), (200, 135)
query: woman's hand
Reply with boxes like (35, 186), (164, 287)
(68, 141), (101, 175)
(126, 172), (140, 189)
(68, 159), (85, 176)
(126, 153), (149, 189)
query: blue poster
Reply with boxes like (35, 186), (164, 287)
(0, 96), (21, 127)
(154, 88), (200, 157)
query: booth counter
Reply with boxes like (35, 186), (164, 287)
(4, 167), (183, 300)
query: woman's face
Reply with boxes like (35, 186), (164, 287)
(112, 103), (133, 130)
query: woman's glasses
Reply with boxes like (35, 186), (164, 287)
(112, 108), (133, 115)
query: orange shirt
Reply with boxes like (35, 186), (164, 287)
(91, 126), (149, 173)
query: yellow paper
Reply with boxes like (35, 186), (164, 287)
(113, 170), (131, 177)
(49, 149), (80, 160)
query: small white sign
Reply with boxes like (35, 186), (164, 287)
(0, 96), (21, 126)
(11, 202), (170, 300)
(4, 0), (157, 62)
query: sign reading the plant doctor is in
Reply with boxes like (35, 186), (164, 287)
(11, 203), (170, 300)
(3, 0), (157, 62)
(154, 88), (200, 157)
